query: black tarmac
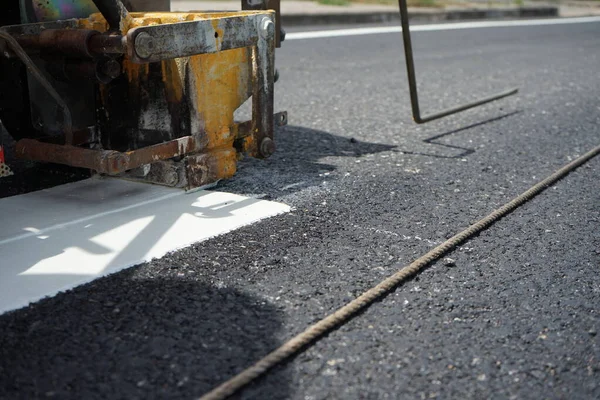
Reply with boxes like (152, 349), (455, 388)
(1, 21), (599, 400)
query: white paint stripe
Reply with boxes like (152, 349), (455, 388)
(286, 16), (600, 40)
(0, 191), (181, 246)
(0, 178), (290, 315)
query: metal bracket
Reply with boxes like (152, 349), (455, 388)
(125, 14), (266, 63)
(398, 0), (518, 124)
(15, 136), (197, 175)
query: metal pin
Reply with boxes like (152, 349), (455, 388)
(259, 17), (274, 38)
(398, 0), (518, 124)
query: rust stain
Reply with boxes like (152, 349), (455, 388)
(122, 59), (148, 84)
(187, 148), (238, 188)
(188, 47), (250, 149)
(71, 10), (260, 184)
(211, 20), (224, 49)
(161, 60), (184, 103)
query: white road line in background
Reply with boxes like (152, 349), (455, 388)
(0, 178), (290, 315)
(286, 16), (600, 40)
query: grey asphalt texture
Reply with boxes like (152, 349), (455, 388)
(1, 20), (600, 400)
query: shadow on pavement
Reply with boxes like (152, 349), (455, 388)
(0, 271), (288, 400)
(220, 125), (397, 196)
(2, 125), (397, 200)
(398, 111), (521, 159)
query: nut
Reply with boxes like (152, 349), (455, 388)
(259, 137), (275, 158)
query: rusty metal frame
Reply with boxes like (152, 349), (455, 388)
(252, 14), (276, 157)
(124, 12), (277, 158)
(398, 0), (518, 124)
(126, 13), (267, 63)
(2, 9), (279, 176)
(235, 111), (287, 139)
(15, 136), (197, 175)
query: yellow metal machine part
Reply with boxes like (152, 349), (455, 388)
(4, 5), (282, 189)
(83, 12), (266, 187)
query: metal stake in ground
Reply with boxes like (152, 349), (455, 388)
(198, 143), (600, 400)
(397, 0), (518, 123)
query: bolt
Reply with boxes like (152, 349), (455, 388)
(259, 17), (274, 39)
(99, 59), (122, 80)
(165, 170), (179, 186)
(106, 151), (128, 175)
(134, 32), (154, 59)
(259, 137), (276, 158)
(274, 68), (279, 83)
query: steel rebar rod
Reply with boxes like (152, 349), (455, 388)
(398, 0), (518, 123)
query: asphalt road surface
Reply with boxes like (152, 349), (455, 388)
(1, 19), (599, 400)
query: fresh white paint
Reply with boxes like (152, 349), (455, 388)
(286, 16), (600, 40)
(0, 177), (290, 315)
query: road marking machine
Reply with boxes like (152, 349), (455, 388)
(0, 0), (286, 189)
(0, 0), (518, 189)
